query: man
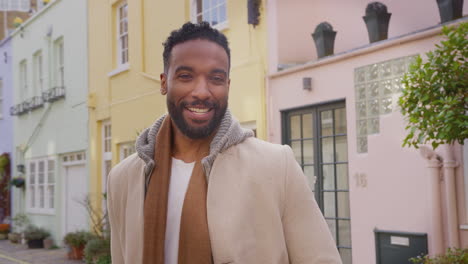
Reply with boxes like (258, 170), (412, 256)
(107, 22), (342, 264)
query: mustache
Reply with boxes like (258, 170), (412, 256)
(180, 100), (218, 109)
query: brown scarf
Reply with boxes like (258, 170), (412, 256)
(143, 116), (213, 264)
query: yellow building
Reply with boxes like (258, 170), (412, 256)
(87, 0), (268, 210)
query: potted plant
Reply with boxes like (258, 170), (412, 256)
(13, 17), (23, 28)
(0, 223), (9, 240)
(84, 237), (111, 264)
(436, 0), (464, 23)
(311, 22), (337, 58)
(11, 213), (29, 244)
(24, 225), (50, 249)
(10, 177), (25, 188)
(363, 2), (392, 43)
(410, 247), (468, 263)
(63, 231), (95, 260)
(43, 0), (50, 5)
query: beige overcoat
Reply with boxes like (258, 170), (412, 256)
(107, 137), (342, 264)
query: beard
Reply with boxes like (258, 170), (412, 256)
(167, 98), (227, 139)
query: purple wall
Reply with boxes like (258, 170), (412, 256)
(0, 36), (13, 158)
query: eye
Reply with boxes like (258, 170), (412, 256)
(210, 75), (226, 84)
(177, 73), (193, 81)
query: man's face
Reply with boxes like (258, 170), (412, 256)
(161, 39), (230, 139)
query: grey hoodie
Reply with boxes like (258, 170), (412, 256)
(135, 109), (254, 191)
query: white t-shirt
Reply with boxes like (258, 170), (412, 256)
(164, 158), (195, 264)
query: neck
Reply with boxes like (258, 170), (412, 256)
(171, 123), (214, 163)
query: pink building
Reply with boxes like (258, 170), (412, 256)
(266, 1), (468, 263)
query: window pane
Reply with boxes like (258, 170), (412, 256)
(337, 192), (350, 218)
(302, 113), (313, 138)
(321, 137), (334, 163)
(339, 248), (352, 264)
(326, 219), (337, 242)
(39, 160), (44, 172)
(38, 171), (44, 184)
(322, 164), (335, 190)
(210, 6), (217, 25)
(303, 140), (314, 164)
(290, 141), (301, 164)
(336, 136), (348, 162)
(219, 3), (226, 23)
(48, 186), (54, 209)
(30, 187), (35, 207)
(48, 172), (54, 184)
(321, 110), (333, 136)
(39, 186), (44, 208)
(323, 192), (336, 217)
(48, 160), (54, 171)
(303, 165), (315, 191)
(338, 220), (352, 247)
(337, 164), (349, 190)
(290, 115), (301, 139)
(334, 108), (347, 134)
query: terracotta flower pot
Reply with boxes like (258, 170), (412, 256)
(69, 245), (85, 260)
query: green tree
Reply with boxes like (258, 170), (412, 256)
(398, 22), (468, 149)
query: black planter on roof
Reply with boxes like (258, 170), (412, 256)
(363, 2), (392, 43)
(312, 22), (337, 59)
(436, 0), (464, 23)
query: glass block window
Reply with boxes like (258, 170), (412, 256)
(283, 102), (352, 264)
(354, 55), (416, 153)
(193, 0), (227, 29)
(27, 158), (55, 213)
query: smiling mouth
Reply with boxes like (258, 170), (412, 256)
(186, 107), (212, 114)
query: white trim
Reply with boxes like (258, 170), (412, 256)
(102, 121), (112, 211)
(33, 50), (43, 95)
(54, 38), (64, 88)
(119, 142), (135, 161)
(117, 1), (128, 66)
(25, 157), (56, 215)
(190, 0), (228, 31)
(108, 63), (130, 77)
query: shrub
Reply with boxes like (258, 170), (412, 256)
(84, 237), (111, 264)
(398, 22), (468, 149)
(23, 225), (50, 241)
(410, 248), (468, 264)
(63, 231), (96, 248)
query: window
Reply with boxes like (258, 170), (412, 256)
(19, 60), (28, 100)
(102, 122), (112, 196)
(54, 39), (64, 87)
(283, 102), (352, 264)
(119, 142), (135, 161)
(1, 0), (30, 11)
(117, 2), (128, 66)
(27, 158), (55, 213)
(33, 51), (43, 94)
(0, 79), (3, 118)
(193, 0), (227, 29)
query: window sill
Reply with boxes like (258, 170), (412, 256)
(26, 208), (55, 215)
(108, 63), (130, 77)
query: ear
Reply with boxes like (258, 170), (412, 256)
(160, 73), (167, 95)
(227, 78), (231, 93)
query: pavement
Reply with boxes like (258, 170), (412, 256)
(0, 240), (84, 264)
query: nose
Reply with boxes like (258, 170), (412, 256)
(191, 77), (211, 101)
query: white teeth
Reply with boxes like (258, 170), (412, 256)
(188, 107), (210, 113)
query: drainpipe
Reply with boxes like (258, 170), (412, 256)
(441, 144), (460, 248)
(419, 146), (444, 255)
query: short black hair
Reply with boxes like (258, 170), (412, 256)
(162, 21), (231, 73)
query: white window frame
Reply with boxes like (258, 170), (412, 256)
(119, 142), (135, 161)
(2, 0), (30, 11)
(102, 121), (112, 207)
(0, 78), (3, 119)
(19, 60), (28, 100)
(117, 2), (128, 67)
(191, 0), (228, 30)
(54, 38), (64, 88)
(26, 157), (56, 215)
(33, 50), (43, 95)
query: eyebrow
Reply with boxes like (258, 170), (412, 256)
(174, 66), (194, 73)
(211, 69), (228, 76)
